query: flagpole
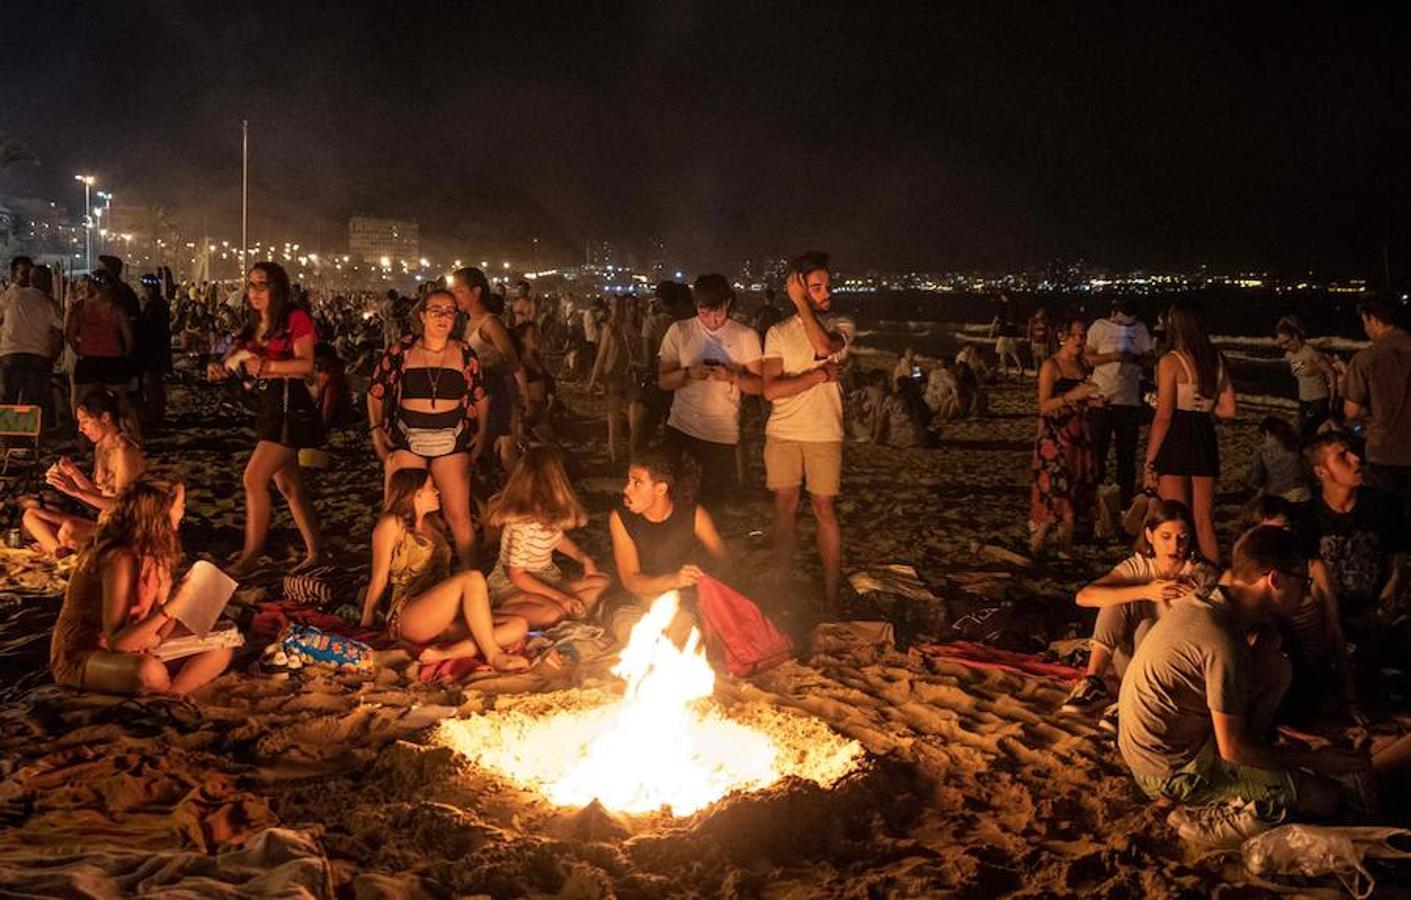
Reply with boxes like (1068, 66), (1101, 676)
(241, 119), (249, 276)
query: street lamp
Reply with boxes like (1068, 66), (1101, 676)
(74, 174), (95, 270)
(96, 191), (113, 255)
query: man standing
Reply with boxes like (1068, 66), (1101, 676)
(1086, 297), (1153, 508)
(0, 256), (62, 419)
(1343, 293), (1411, 519)
(658, 274), (762, 504)
(762, 251), (854, 607)
(1118, 526), (1368, 846)
(509, 280), (535, 328)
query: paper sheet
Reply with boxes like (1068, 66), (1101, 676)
(164, 561), (237, 636)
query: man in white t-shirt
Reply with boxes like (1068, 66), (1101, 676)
(658, 274), (763, 503)
(1086, 297), (1154, 507)
(762, 251), (855, 607)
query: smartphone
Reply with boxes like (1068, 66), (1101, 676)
(911, 366), (924, 379)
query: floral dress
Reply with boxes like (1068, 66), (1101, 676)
(1030, 374), (1097, 528)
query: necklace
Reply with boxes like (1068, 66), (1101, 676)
(418, 339), (450, 408)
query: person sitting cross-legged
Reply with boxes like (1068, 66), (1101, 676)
(1061, 499), (1218, 731)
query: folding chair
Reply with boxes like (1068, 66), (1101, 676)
(0, 404), (43, 479)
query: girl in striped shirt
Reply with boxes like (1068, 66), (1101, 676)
(485, 446), (610, 626)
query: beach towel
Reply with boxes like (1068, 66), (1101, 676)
(917, 640), (1085, 682)
(696, 575), (793, 677)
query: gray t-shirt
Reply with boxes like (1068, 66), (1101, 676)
(1117, 587), (1248, 779)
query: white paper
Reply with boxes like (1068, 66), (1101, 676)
(164, 560), (238, 636)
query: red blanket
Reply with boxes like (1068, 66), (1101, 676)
(918, 640), (1085, 682)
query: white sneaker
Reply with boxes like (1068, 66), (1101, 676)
(1097, 703), (1119, 735)
(1167, 798), (1285, 848)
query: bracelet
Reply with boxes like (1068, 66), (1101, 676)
(369, 422), (386, 433)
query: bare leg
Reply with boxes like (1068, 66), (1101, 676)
(810, 493), (843, 607)
(567, 572), (610, 614)
(497, 593), (568, 628)
(81, 650), (171, 695)
(420, 615), (529, 667)
(1188, 475), (1219, 563)
(772, 486), (801, 591)
(21, 507), (67, 555)
(272, 457), (324, 567)
(232, 441), (297, 574)
(428, 452), (476, 568)
(605, 391), (623, 463)
(168, 647), (233, 695)
(408, 571), (528, 670)
(383, 449), (428, 498)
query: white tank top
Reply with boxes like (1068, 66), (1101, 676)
(1172, 351), (1221, 413)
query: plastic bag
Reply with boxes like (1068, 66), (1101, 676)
(1242, 824), (1411, 899)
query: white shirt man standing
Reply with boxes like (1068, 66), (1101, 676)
(762, 251), (855, 607)
(1086, 297), (1153, 507)
(658, 274), (763, 503)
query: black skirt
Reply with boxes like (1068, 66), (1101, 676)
(1153, 409), (1219, 477)
(253, 379), (326, 449)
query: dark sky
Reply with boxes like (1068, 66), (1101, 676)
(3, 1), (1409, 276)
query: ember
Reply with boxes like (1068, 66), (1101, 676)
(436, 592), (862, 815)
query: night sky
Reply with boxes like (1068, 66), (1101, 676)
(2, 1), (1408, 277)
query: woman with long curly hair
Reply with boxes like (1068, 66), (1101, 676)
(50, 475), (232, 695)
(358, 467), (528, 671)
(207, 261), (325, 576)
(1142, 298), (1237, 561)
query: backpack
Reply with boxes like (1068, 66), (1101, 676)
(695, 576), (793, 677)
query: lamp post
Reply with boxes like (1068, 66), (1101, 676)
(74, 174), (95, 271)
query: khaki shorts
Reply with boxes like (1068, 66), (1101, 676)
(764, 437), (842, 496)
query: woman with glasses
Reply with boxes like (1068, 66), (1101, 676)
(206, 262), (325, 577)
(367, 288), (488, 568)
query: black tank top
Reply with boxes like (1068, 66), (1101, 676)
(619, 502), (697, 576)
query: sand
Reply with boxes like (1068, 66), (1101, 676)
(2, 368), (1409, 898)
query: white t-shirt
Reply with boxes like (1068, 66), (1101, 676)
(660, 317), (762, 445)
(1086, 315), (1152, 407)
(764, 312), (855, 442)
(0, 287), (61, 358)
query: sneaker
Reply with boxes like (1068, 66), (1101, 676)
(1061, 675), (1109, 714)
(1097, 703), (1120, 735)
(1167, 799), (1285, 849)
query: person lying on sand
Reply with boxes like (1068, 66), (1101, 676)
(605, 451), (728, 644)
(483, 446), (610, 628)
(1118, 526), (1376, 847)
(49, 475), (232, 696)
(359, 467), (529, 672)
(1062, 499), (1217, 729)
(20, 390), (145, 557)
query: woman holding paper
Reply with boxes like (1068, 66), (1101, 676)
(50, 475), (232, 696)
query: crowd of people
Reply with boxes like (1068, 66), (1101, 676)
(4, 244), (1411, 850)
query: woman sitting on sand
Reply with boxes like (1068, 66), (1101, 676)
(49, 475), (232, 696)
(872, 376), (931, 448)
(606, 451), (728, 642)
(367, 289), (488, 567)
(359, 467), (528, 671)
(1030, 316), (1101, 558)
(1142, 298), (1236, 562)
(484, 447), (610, 627)
(21, 390), (145, 557)
(207, 262), (325, 577)
(1061, 499), (1217, 729)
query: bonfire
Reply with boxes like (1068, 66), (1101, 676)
(437, 592), (862, 816)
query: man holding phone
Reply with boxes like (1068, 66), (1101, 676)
(762, 251), (855, 608)
(1086, 296), (1153, 508)
(658, 274), (763, 503)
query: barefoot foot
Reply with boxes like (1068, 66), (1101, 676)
(489, 652), (529, 673)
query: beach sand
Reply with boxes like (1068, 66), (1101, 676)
(2, 373), (1408, 897)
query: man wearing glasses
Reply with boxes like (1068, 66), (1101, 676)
(1117, 526), (1370, 847)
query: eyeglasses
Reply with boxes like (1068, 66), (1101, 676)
(424, 306), (457, 318)
(1275, 569), (1314, 591)
(246, 280), (271, 291)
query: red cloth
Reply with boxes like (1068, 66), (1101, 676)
(918, 640), (1085, 682)
(696, 575), (793, 677)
